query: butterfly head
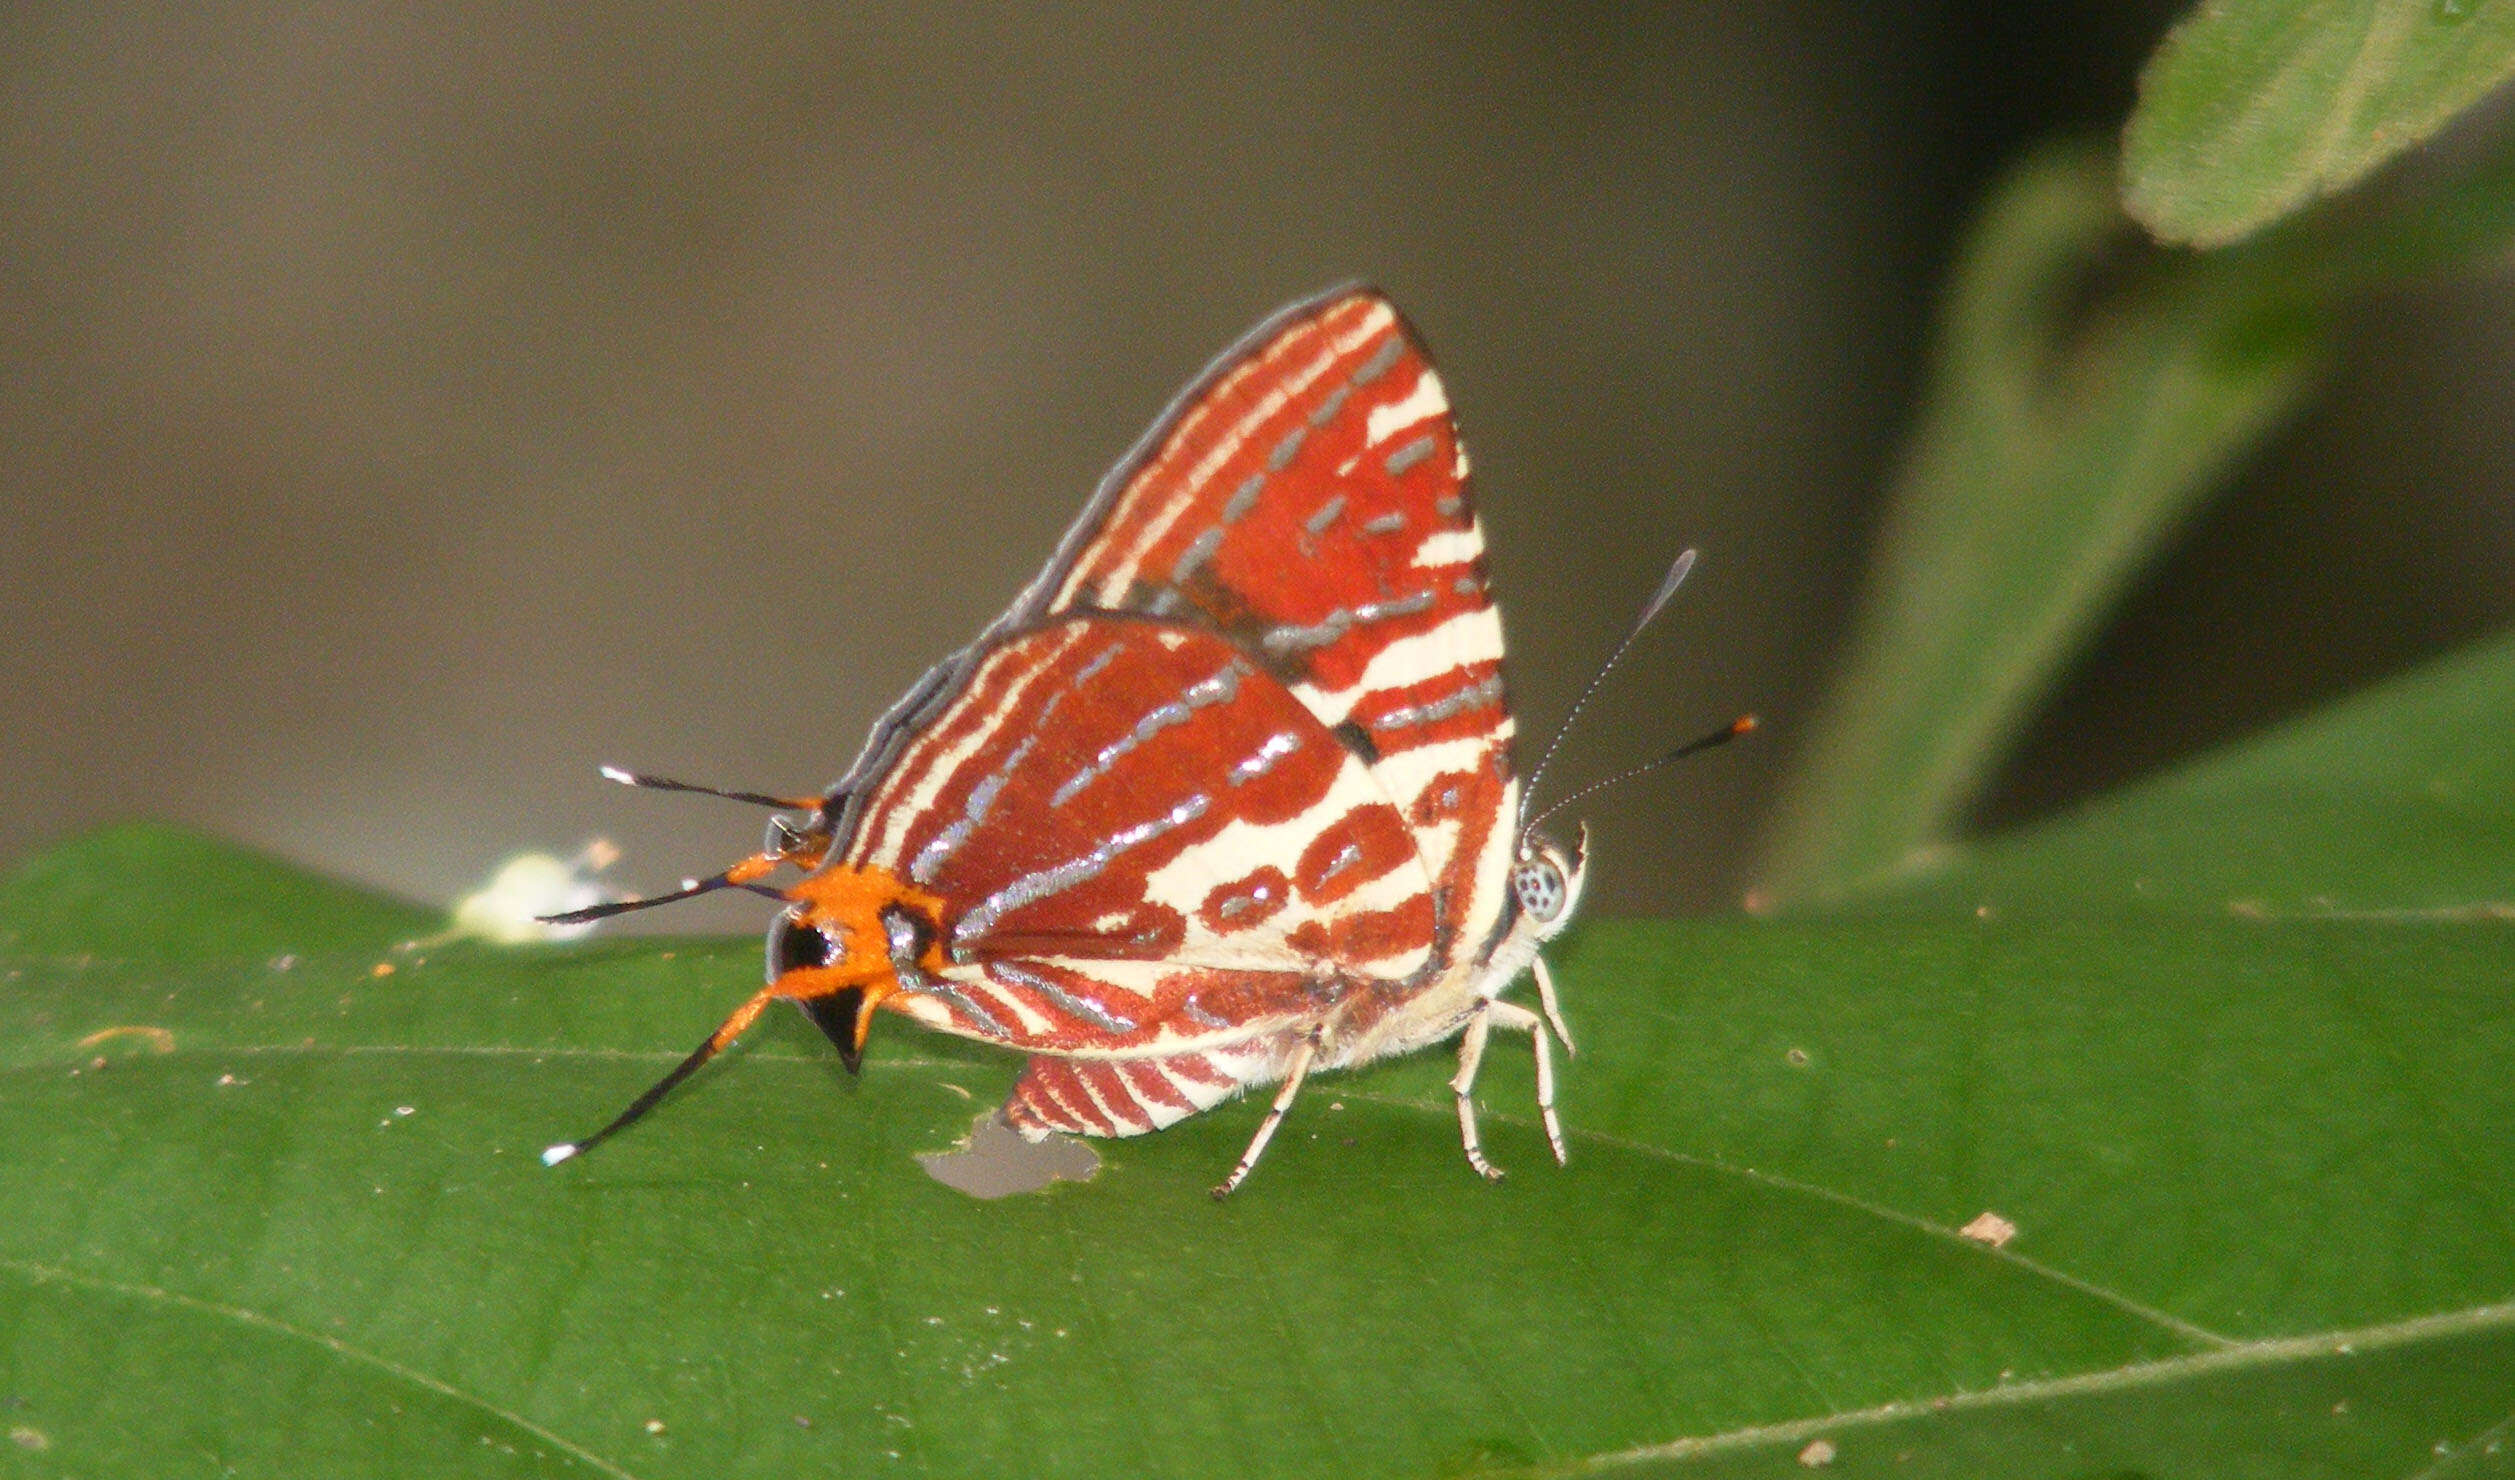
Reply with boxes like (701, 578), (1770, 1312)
(764, 866), (948, 1072)
(1509, 824), (1588, 938)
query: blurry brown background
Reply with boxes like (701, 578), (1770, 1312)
(5, 2), (2512, 924)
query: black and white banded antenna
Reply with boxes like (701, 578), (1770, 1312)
(1520, 713), (1756, 838)
(593, 764), (809, 811)
(1517, 548), (1698, 831)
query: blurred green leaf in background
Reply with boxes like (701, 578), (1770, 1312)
(1762, 32), (2515, 906)
(2124, 0), (2515, 247)
(7, 3), (2515, 1477)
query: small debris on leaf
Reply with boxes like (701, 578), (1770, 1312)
(1959, 1210), (2019, 1248)
(918, 1109), (1099, 1199)
(77, 1025), (175, 1055)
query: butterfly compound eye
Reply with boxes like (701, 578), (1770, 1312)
(1511, 855), (1568, 923)
(766, 911), (838, 980)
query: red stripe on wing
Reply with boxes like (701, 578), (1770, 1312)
(1005, 1038), (1295, 1140)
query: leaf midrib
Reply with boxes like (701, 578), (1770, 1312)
(19, 1200), (2509, 1480)
(2303, 2), (2420, 197)
(1532, 1299), (2515, 1476)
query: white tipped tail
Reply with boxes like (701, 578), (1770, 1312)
(598, 765), (636, 786)
(541, 1142), (580, 1167)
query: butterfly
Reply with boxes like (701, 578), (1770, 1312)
(542, 284), (1745, 1196)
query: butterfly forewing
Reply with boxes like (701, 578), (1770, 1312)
(1034, 287), (1521, 965)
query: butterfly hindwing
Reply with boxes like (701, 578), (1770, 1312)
(843, 614), (1436, 1056)
(1003, 1036), (1304, 1139)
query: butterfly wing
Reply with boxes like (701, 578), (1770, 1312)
(811, 290), (1526, 1142)
(841, 614), (1437, 1061)
(1024, 285), (1523, 967)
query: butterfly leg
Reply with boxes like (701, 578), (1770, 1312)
(1451, 1004), (1506, 1179)
(1487, 999), (1568, 1166)
(1453, 999), (1568, 1177)
(1529, 953), (1576, 1055)
(1211, 1031), (1319, 1199)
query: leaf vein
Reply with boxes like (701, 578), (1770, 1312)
(1545, 1299), (2515, 1474)
(1336, 1088), (2236, 1350)
(0, 1255), (647, 1480)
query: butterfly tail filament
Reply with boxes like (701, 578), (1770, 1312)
(541, 985), (782, 1166)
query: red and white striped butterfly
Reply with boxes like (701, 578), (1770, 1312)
(548, 286), (1606, 1195)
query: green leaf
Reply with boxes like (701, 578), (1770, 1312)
(2124, 0), (2515, 248)
(7, 628), (2515, 1476)
(1885, 624), (2515, 919)
(1756, 144), (2335, 905)
(1756, 127), (2515, 908)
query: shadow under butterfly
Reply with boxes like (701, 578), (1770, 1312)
(542, 285), (1751, 1197)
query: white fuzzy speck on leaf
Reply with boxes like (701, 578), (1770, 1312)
(448, 840), (621, 943)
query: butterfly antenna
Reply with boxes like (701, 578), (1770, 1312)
(541, 766), (827, 924)
(1518, 548), (1698, 830)
(597, 765), (816, 810)
(1522, 714), (1757, 836)
(538, 867), (791, 926)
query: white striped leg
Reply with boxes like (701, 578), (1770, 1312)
(1530, 954), (1576, 1056)
(1211, 1034), (1318, 1199)
(1451, 1004), (1505, 1179)
(1489, 999), (1568, 1166)
(1452, 999), (1569, 1179)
